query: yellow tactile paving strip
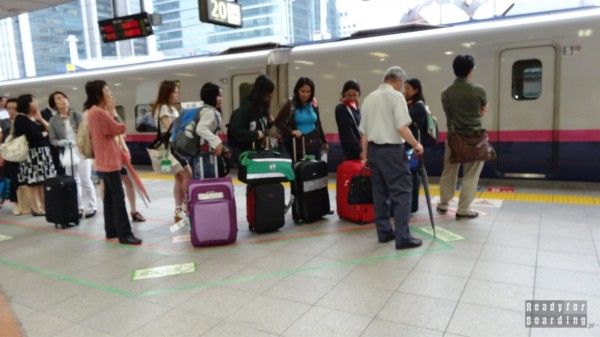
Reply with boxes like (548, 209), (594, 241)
(476, 192), (600, 205)
(138, 172), (600, 206)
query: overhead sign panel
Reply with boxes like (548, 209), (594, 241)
(199, 0), (242, 28)
(99, 12), (154, 43)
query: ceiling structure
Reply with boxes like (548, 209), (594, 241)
(0, 0), (73, 20)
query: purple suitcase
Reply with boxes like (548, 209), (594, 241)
(188, 155), (237, 247)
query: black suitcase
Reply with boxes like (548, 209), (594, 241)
(44, 145), (79, 229)
(291, 138), (331, 223)
(247, 183), (285, 233)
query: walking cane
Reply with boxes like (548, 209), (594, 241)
(418, 159), (436, 237)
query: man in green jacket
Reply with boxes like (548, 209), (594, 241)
(437, 54), (488, 219)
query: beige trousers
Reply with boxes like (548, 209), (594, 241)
(438, 141), (484, 214)
(18, 185), (45, 214)
(16, 186), (32, 214)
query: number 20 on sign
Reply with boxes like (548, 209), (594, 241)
(199, 0), (243, 28)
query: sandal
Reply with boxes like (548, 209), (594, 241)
(131, 211), (146, 222)
(174, 208), (186, 223)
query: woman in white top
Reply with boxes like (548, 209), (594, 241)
(48, 91), (97, 218)
(152, 80), (192, 223)
(195, 82), (229, 178)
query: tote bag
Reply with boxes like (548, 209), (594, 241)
(147, 146), (182, 173)
(0, 134), (29, 162)
(147, 122), (182, 173)
(76, 120), (94, 159)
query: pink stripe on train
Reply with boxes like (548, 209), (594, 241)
(126, 129), (600, 144)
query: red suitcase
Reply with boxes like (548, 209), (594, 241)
(336, 160), (375, 224)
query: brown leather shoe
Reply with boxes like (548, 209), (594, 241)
(131, 211), (146, 222)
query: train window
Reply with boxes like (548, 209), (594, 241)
(134, 104), (157, 132)
(115, 106), (126, 123)
(238, 82), (253, 106)
(512, 59), (542, 100)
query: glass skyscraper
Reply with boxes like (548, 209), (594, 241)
(26, 3), (86, 76)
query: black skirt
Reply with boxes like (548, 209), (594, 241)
(18, 146), (57, 185)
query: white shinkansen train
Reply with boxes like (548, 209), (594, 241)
(1, 7), (599, 181)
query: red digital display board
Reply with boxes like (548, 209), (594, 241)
(98, 12), (153, 43)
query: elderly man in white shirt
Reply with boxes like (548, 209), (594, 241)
(359, 66), (424, 250)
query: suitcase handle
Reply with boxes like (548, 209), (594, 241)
(67, 142), (74, 176)
(198, 153), (219, 179)
(291, 136), (306, 163)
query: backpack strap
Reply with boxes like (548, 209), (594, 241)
(285, 98), (295, 125)
(345, 106), (358, 128)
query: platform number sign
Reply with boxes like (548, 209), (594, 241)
(199, 0), (242, 28)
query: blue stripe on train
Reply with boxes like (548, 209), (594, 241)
(128, 141), (600, 182)
(328, 142), (600, 182)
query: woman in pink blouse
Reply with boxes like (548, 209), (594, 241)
(84, 80), (141, 245)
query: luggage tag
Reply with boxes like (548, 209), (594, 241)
(160, 151), (172, 172)
(160, 158), (172, 172)
(197, 191), (224, 200)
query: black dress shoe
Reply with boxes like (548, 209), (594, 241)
(119, 235), (142, 245)
(106, 234), (118, 239)
(378, 232), (395, 243)
(456, 211), (479, 220)
(85, 210), (97, 219)
(396, 236), (423, 250)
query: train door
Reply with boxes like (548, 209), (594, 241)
(231, 73), (260, 111)
(497, 46), (557, 177)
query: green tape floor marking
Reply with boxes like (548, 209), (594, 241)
(132, 262), (196, 281)
(0, 234), (12, 242)
(138, 239), (453, 297)
(417, 226), (464, 242)
(0, 257), (134, 298)
(0, 227), (455, 298)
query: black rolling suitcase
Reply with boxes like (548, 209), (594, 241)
(247, 183), (285, 233)
(291, 137), (331, 223)
(44, 144), (79, 229)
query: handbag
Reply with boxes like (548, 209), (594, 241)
(447, 129), (496, 164)
(347, 166), (373, 205)
(147, 123), (182, 173)
(76, 119), (94, 159)
(59, 146), (81, 168)
(238, 149), (294, 183)
(147, 147), (182, 173)
(406, 148), (420, 171)
(0, 133), (29, 162)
